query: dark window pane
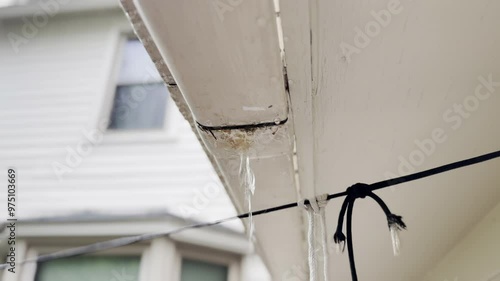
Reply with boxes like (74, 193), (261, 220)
(108, 83), (168, 130)
(109, 38), (166, 131)
(180, 259), (228, 281)
(35, 256), (140, 281)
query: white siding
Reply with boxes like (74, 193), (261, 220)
(0, 10), (240, 230)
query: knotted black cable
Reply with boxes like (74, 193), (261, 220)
(334, 183), (407, 281)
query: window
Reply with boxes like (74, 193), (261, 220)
(177, 244), (240, 281)
(35, 256), (141, 281)
(180, 259), (228, 281)
(108, 39), (168, 130)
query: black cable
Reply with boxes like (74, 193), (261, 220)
(331, 149), (500, 281)
(1, 149), (499, 271)
(346, 198), (358, 281)
(334, 184), (407, 281)
(369, 149), (500, 192)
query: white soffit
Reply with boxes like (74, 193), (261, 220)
(280, 0), (500, 280)
(133, 0), (288, 127)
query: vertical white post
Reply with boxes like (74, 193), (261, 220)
(146, 238), (177, 281)
(19, 248), (38, 281)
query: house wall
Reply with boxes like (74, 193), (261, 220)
(0, 7), (269, 280)
(0, 9), (238, 225)
(422, 201), (500, 281)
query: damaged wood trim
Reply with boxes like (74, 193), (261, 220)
(196, 118), (288, 140)
(196, 118), (288, 131)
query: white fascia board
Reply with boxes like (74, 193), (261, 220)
(132, 0), (288, 127)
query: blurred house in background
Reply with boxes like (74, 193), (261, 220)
(0, 1), (269, 280)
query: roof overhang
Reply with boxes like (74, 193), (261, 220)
(119, 0), (500, 280)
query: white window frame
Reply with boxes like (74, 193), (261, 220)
(96, 30), (180, 144)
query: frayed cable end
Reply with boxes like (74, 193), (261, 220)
(387, 214), (407, 231)
(333, 231), (346, 253)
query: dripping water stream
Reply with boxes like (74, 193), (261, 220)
(239, 153), (256, 240)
